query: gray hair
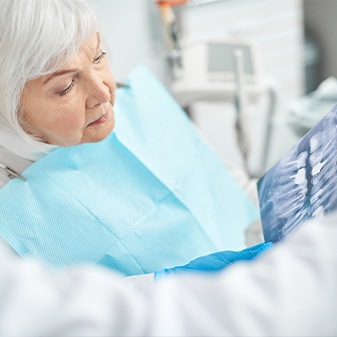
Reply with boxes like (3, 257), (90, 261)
(0, 0), (98, 149)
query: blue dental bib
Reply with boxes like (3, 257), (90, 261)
(0, 65), (258, 275)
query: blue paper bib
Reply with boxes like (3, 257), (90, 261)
(0, 65), (258, 275)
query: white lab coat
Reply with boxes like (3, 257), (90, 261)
(0, 212), (336, 336)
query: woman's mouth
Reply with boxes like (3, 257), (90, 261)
(87, 109), (110, 128)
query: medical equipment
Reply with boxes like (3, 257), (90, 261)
(169, 37), (265, 176)
(0, 164), (26, 181)
(155, 0), (268, 176)
(169, 38), (264, 103)
(156, 0), (188, 71)
(288, 77), (337, 136)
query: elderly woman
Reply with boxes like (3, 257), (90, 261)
(0, 0), (267, 277)
(0, 0), (115, 177)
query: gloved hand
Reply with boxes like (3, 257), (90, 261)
(154, 242), (272, 279)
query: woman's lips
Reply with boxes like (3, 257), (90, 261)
(87, 108), (110, 128)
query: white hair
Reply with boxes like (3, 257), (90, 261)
(0, 0), (98, 151)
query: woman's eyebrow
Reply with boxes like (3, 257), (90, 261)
(43, 69), (78, 84)
(44, 34), (101, 85)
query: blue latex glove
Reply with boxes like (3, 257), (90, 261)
(155, 242), (273, 279)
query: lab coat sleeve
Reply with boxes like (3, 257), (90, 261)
(0, 213), (336, 336)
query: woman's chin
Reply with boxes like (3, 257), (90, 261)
(81, 114), (115, 144)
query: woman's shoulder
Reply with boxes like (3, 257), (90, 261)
(0, 146), (32, 188)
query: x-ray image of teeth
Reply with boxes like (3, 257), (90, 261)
(258, 105), (337, 242)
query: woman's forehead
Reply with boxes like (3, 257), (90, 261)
(79, 32), (100, 54)
(27, 32), (101, 87)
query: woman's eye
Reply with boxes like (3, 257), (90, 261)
(93, 51), (106, 64)
(59, 80), (74, 97)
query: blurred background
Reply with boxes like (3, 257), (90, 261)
(88, 0), (337, 178)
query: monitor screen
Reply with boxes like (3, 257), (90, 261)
(208, 43), (254, 75)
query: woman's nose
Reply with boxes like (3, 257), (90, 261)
(86, 74), (112, 108)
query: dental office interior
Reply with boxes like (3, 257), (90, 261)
(89, 0), (336, 179)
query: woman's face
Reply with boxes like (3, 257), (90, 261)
(20, 33), (116, 146)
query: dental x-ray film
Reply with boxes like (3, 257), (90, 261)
(258, 105), (337, 242)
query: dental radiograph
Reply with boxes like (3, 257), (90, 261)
(258, 106), (337, 242)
